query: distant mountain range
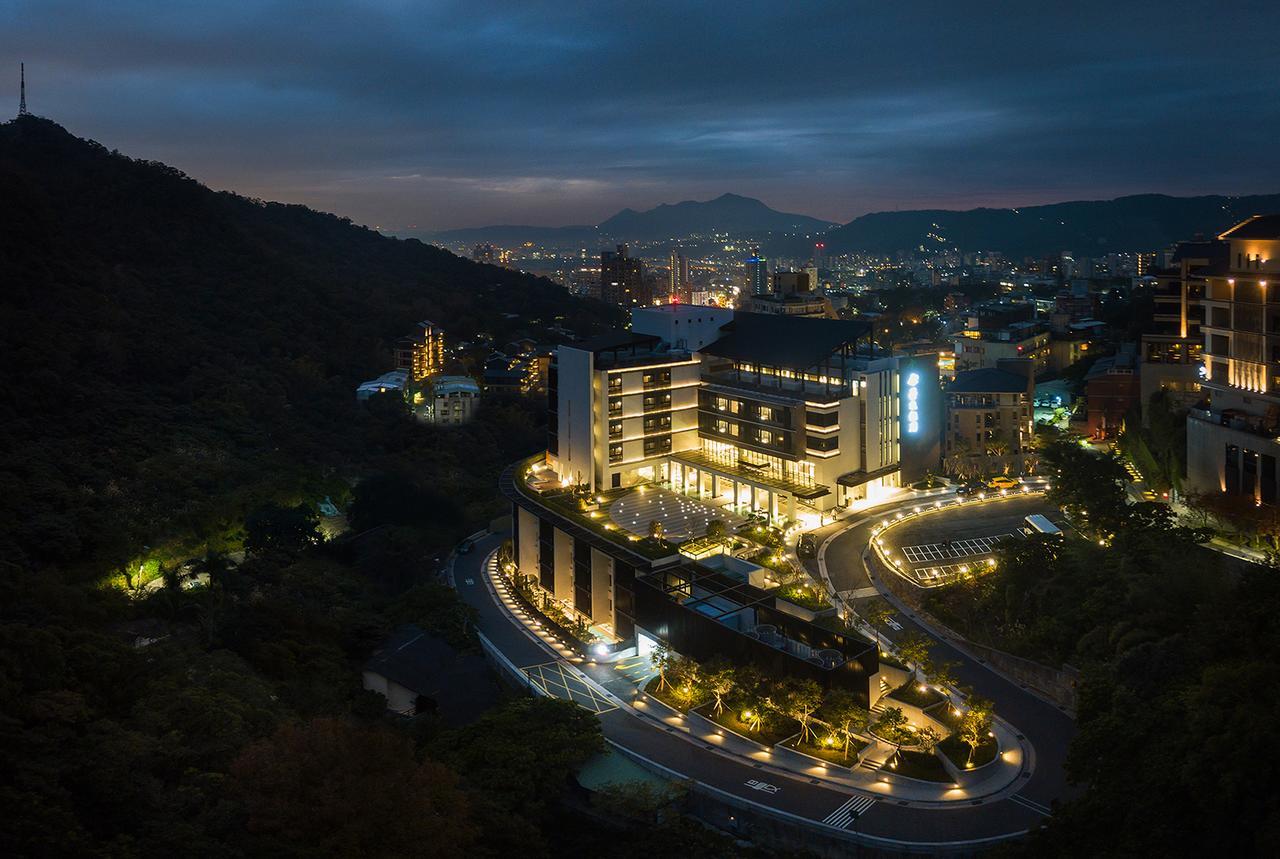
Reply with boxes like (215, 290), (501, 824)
(428, 193), (835, 246)
(822, 193), (1280, 258)
(429, 191), (1280, 258)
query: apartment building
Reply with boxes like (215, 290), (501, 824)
(944, 360), (1035, 465)
(1139, 241), (1216, 416)
(952, 313), (1051, 377)
(1187, 215), (1280, 501)
(739, 270), (836, 318)
(394, 319), (446, 382)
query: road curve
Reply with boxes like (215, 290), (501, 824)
(451, 529), (1068, 851)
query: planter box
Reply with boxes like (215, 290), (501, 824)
(686, 706), (778, 752)
(774, 596), (837, 622)
(937, 737), (1001, 786)
(879, 697), (953, 736)
(775, 735), (872, 771)
(635, 688), (685, 722)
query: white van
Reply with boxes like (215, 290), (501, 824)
(1024, 514), (1062, 536)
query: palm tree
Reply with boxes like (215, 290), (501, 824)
(984, 437), (1011, 476)
(945, 438), (974, 479)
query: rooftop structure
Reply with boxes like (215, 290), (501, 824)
(356, 369), (409, 401)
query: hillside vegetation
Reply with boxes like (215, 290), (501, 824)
(0, 114), (618, 578)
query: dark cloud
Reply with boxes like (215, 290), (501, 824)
(2, 0), (1278, 230)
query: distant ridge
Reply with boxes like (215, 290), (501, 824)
(596, 192), (835, 238)
(823, 193), (1280, 258)
(429, 192), (834, 245)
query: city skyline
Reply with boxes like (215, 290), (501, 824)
(4, 0), (1280, 232)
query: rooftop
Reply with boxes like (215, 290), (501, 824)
(573, 330), (661, 354)
(1218, 214), (1280, 241)
(948, 368), (1032, 395)
(363, 624), (498, 725)
(700, 312), (873, 370)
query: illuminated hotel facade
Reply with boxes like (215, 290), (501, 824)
(498, 305), (941, 700)
(1187, 215), (1280, 501)
(546, 305), (939, 521)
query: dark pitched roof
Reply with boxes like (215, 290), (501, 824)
(701, 312), (872, 369)
(1219, 215), (1280, 240)
(1171, 239), (1228, 264)
(948, 368), (1031, 394)
(364, 624), (498, 724)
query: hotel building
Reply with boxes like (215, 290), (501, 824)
(500, 306), (940, 702)
(1187, 215), (1280, 501)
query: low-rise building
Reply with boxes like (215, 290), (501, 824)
(1083, 349), (1140, 440)
(356, 369), (409, 402)
(419, 375), (481, 425)
(502, 306), (946, 705)
(953, 321), (1051, 376)
(944, 360), (1035, 469)
(739, 271), (836, 318)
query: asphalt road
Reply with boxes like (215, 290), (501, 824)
(820, 499), (1079, 816)
(452, 529), (1064, 849)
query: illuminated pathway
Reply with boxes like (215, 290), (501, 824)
(453, 519), (1074, 852)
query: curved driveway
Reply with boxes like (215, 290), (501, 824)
(452, 521), (1073, 851)
(817, 496), (1078, 817)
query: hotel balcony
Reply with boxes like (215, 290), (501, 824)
(1189, 405), (1280, 441)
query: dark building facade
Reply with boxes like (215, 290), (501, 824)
(601, 244), (649, 306)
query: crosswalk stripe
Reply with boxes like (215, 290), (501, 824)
(1008, 793), (1051, 816)
(823, 793), (876, 828)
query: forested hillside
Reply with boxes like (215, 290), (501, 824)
(0, 117), (754, 858)
(824, 192), (1280, 258)
(0, 114), (618, 578)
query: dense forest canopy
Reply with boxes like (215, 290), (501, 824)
(0, 114), (619, 579)
(0, 116), (734, 857)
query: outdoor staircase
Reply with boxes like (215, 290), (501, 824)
(859, 751), (888, 772)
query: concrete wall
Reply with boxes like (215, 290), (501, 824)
(556, 346), (596, 488)
(631, 305), (733, 350)
(362, 671), (417, 715)
(553, 527), (575, 604)
(590, 547), (614, 626)
(517, 506), (540, 577)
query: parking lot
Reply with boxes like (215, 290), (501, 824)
(878, 494), (1067, 586)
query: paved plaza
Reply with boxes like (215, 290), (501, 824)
(608, 487), (745, 540)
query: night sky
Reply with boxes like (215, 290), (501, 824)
(4, 1), (1279, 231)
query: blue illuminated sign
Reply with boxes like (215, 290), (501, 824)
(903, 371), (920, 434)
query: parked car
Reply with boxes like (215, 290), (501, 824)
(956, 480), (986, 496)
(457, 539), (473, 555)
(985, 476), (1020, 490)
(797, 534), (817, 558)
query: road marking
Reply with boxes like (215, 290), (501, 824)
(1008, 793), (1051, 816)
(901, 534), (1014, 563)
(522, 662), (617, 714)
(822, 793), (876, 828)
(464, 578), (474, 586)
(841, 587), (879, 599)
(745, 779), (780, 794)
